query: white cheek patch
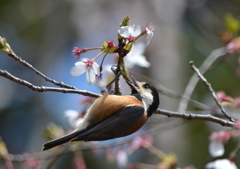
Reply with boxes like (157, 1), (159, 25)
(140, 89), (153, 111)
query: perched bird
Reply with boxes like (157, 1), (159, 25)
(42, 77), (159, 151)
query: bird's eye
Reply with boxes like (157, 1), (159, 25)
(143, 84), (150, 89)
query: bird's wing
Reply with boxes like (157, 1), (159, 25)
(71, 105), (146, 141)
(42, 106), (145, 151)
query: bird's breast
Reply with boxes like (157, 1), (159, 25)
(127, 113), (147, 134)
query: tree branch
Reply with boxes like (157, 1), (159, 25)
(8, 53), (77, 89)
(155, 108), (235, 127)
(178, 47), (227, 113)
(189, 61), (235, 122)
(0, 69), (100, 98)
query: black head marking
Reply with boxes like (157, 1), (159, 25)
(146, 83), (159, 117)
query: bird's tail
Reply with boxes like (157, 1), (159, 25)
(42, 130), (80, 151)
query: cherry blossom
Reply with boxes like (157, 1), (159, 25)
(209, 141), (225, 157)
(205, 159), (238, 169)
(124, 42), (150, 69)
(118, 25), (141, 42)
(70, 58), (100, 85)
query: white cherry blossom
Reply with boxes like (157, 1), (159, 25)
(124, 42), (150, 69)
(118, 25), (141, 40)
(209, 141), (224, 157)
(70, 58), (100, 85)
(206, 159), (238, 169)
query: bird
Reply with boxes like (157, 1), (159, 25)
(42, 76), (159, 151)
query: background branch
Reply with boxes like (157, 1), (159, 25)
(178, 47), (227, 113)
(189, 61), (235, 122)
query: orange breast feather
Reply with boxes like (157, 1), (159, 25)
(128, 115), (147, 134)
(86, 95), (143, 123)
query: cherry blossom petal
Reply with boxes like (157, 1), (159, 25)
(209, 141), (224, 157)
(131, 25), (141, 37)
(70, 61), (86, 76)
(118, 25), (141, 38)
(135, 56), (151, 67)
(92, 61), (100, 76)
(134, 42), (145, 54)
(125, 42), (150, 68)
(118, 26), (130, 38)
(146, 32), (153, 46)
(86, 67), (97, 85)
(145, 24), (154, 46)
(206, 159), (237, 169)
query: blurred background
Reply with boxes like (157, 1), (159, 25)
(0, 0), (240, 168)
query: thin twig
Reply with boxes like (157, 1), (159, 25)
(0, 69), (100, 98)
(155, 108), (235, 127)
(189, 61), (235, 122)
(178, 47), (227, 113)
(8, 53), (77, 89)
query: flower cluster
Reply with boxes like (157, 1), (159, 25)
(70, 16), (155, 85)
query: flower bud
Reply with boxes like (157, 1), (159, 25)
(120, 16), (130, 27)
(226, 37), (240, 53)
(0, 37), (13, 54)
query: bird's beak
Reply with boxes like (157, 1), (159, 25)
(126, 74), (139, 90)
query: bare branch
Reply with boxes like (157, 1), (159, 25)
(8, 53), (77, 89)
(0, 69), (100, 98)
(155, 109), (235, 127)
(178, 47), (227, 113)
(189, 61), (235, 122)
